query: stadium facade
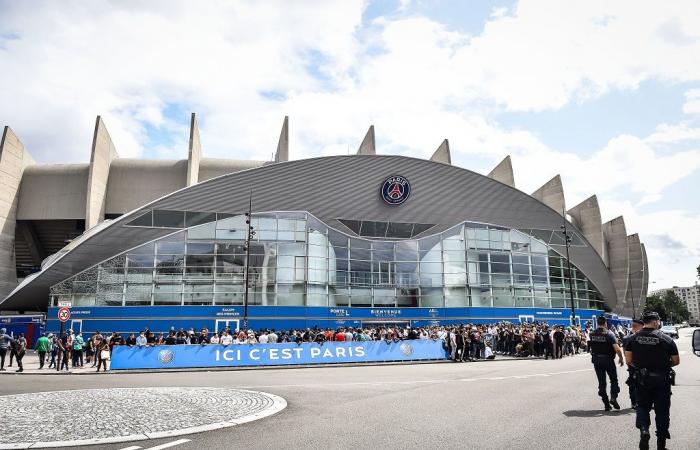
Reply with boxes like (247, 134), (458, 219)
(0, 115), (648, 334)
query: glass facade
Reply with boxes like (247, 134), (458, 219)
(50, 212), (605, 309)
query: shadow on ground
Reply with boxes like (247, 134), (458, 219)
(563, 408), (635, 418)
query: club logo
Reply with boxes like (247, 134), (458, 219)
(158, 349), (175, 365)
(381, 176), (411, 205)
(399, 343), (414, 356)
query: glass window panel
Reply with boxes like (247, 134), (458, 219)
(420, 262), (443, 273)
(445, 287), (468, 307)
(443, 250), (466, 263)
(531, 265), (548, 277)
(530, 239), (548, 254)
(329, 291), (350, 306)
(72, 294), (96, 307)
(183, 293), (213, 305)
(153, 210), (185, 228)
(126, 254), (154, 268)
(125, 268), (153, 283)
(127, 211), (153, 227)
(350, 288), (372, 307)
(124, 283), (151, 306)
(411, 223), (435, 236)
(156, 240), (185, 254)
(491, 274), (511, 286)
(532, 276), (549, 286)
(420, 287), (443, 307)
(386, 222), (413, 238)
(373, 288), (395, 306)
(339, 219), (361, 235)
(490, 263), (510, 274)
(492, 287), (513, 307)
(360, 221), (387, 237)
(185, 211), (216, 228)
(187, 243), (214, 255)
(490, 253), (509, 264)
(350, 247), (371, 260)
(470, 287), (492, 307)
(216, 215), (247, 240)
(444, 272), (467, 285)
(397, 288), (419, 307)
(187, 222), (216, 240)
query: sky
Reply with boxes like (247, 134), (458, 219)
(0, 0), (699, 288)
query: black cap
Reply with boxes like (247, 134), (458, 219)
(642, 311), (660, 322)
(632, 319), (644, 325)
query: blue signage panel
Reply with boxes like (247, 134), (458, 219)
(110, 340), (447, 370)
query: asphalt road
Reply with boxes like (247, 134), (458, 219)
(2, 328), (698, 450)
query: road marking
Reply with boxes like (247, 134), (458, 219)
(241, 368), (590, 389)
(119, 446), (142, 450)
(144, 439), (191, 450)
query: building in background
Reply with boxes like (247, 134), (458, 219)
(650, 284), (700, 324)
(0, 114), (648, 333)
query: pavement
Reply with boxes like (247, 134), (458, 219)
(0, 328), (698, 450)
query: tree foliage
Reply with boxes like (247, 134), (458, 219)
(644, 291), (690, 322)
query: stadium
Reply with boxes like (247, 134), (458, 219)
(0, 115), (648, 336)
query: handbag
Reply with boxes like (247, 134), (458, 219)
(100, 350), (111, 360)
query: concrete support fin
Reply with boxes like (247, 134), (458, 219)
(640, 243), (649, 307)
(626, 234), (644, 319)
(85, 116), (119, 229)
(430, 139), (451, 164)
(567, 195), (606, 264)
(487, 155), (515, 187)
(531, 175), (565, 215)
(356, 125), (376, 155)
(186, 113), (201, 186)
(0, 126), (35, 298)
(275, 116), (289, 162)
(17, 220), (46, 265)
(603, 216), (629, 314)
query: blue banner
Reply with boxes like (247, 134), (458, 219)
(110, 340), (448, 370)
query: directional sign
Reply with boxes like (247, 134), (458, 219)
(57, 306), (71, 323)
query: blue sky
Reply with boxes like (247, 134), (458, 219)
(0, 0), (699, 286)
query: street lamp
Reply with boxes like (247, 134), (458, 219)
(242, 188), (255, 332)
(560, 209), (577, 327)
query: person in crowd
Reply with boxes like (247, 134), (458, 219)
(96, 340), (110, 372)
(126, 333), (137, 346)
(36, 332), (50, 369)
(220, 331), (233, 345)
(136, 331), (148, 347)
(0, 328), (12, 371)
(7, 333), (18, 367)
(58, 333), (70, 372)
(84, 336), (94, 365)
(210, 332), (220, 344)
(268, 329), (278, 343)
(48, 333), (57, 369)
(165, 331), (177, 345)
(91, 331), (103, 368)
(553, 326), (565, 359)
(484, 342), (495, 360)
(14, 333), (27, 372)
(197, 329), (209, 345)
(258, 331), (269, 344)
(72, 331), (84, 367)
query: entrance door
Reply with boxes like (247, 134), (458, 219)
(518, 315), (534, 323)
(215, 319), (240, 334)
(70, 319), (82, 333)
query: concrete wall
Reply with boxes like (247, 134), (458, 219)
(430, 139), (451, 164)
(626, 234), (644, 318)
(105, 159), (187, 215)
(198, 158), (266, 182)
(0, 127), (34, 298)
(85, 117), (119, 229)
(487, 156), (515, 187)
(640, 243), (649, 310)
(186, 113), (201, 186)
(275, 116), (289, 162)
(531, 175), (565, 215)
(603, 216), (629, 313)
(17, 165), (89, 220)
(357, 126), (376, 155)
(567, 195), (606, 266)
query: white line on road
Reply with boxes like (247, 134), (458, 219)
(118, 446), (142, 450)
(241, 368), (590, 389)
(143, 439), (191, 450)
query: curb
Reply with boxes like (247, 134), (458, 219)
(0, 389), (287, 449)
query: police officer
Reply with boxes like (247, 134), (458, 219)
(623, 318), (644, 409)
(624, 312), (680, 450)
(589, 316), (624, 411)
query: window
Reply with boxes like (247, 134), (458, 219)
(153, 210), (185, 228)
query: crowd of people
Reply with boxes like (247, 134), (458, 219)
(0, 320), (633, 373)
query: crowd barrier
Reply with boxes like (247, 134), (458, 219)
(110, 340), (448, 370)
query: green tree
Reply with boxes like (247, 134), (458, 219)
(644, 294), (667, 320)
(662, 290), (690, 323)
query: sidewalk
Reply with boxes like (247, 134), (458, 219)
(0, 350), (587, 375)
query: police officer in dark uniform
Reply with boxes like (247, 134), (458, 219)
(622, 318), (644, 409)
(589, 316), (625, 411)
(624, 312), (680, 450)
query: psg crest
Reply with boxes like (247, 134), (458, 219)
(381, 175), (411, 205)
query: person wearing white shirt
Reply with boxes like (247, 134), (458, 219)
(220, 332), (233, 346)
(209, 334), (220, 345)
(268, 331), (278, 343)
(258, 332), (269, 344)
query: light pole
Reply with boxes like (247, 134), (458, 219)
(242, 188), (255, 332)
(561, 209), (577, 327)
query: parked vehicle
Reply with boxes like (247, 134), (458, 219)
(660, 325), (679, 339)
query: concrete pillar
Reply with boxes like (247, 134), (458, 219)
(356, 125), (376, 155)
(0, 126), (35, 298)
(275, 116), (289, 162)
(640, 243), (649, 310)
(487, 155), (515, 187)
(186, 113), (201, 186)
(626, 234), (644, 318)
(603, 216), (629, 314)
(531, 175), (565, 215)
(85, 116), (118, 229)
(567, 195), (606, 265)
(430, 139), (451, 164)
